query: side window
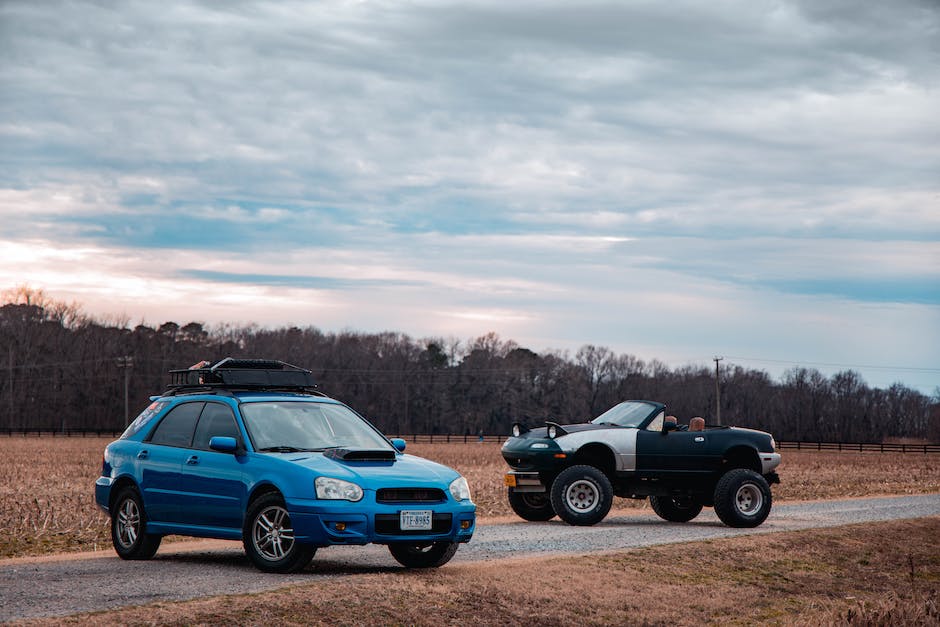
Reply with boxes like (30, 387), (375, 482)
(149, 402), (203, 448)
(192, 403), (241, 450)
(645, 411), (665, 432)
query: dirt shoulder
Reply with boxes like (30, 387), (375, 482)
(19, 516), (939, 626)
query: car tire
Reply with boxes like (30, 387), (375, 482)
(550, 465), (613, 526)
(110, 486), (162, 560)
(388, 541), (459, 568)
(508, 488), (556, 521)
(713, 468), (773, 528)
(649, 495), (704, 523)
(243, 493), (316, 573)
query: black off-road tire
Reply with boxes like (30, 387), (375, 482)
(110, 486), (162, 560)
(243, 492), (316, 573)
(550, 465), (614, 526)
(388, 541), (459, 568)
(649, 495), (704, 523)
(713, 468), (773, 528)
(508, 488), (556, 521)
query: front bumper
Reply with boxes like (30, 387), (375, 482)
(760, 452), (782, 475)
(286, 496), (476, 547)
(501, 437), (568, 473)
(504, 471), (547, 493)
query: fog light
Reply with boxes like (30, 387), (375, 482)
(460, 520), (471, 530)
(335, 522), (346, 531)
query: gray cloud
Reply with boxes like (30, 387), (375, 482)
(0, 0), (938, 391)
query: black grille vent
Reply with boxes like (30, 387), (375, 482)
(376, 488), (446, 503)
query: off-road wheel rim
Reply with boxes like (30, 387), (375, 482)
(252, 505), (296, 561)
(116, 497), (141, 549)
(564, 478), (600, 513)
(735, 483), (763, 515)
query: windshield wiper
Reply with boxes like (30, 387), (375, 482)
(257, 446), (312, 453)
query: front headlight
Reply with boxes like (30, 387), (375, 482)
(449, 476), (472, 502)
(315, 477), (363, 501)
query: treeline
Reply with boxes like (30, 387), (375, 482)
(1, 288), (937, 442)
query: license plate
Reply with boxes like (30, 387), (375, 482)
(504, 473), (517, 487)
(400, 510), (433, 530)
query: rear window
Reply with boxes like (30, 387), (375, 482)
(121, 401), (169, 438)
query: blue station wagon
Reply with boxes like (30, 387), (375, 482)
(95, 359), (475, 572)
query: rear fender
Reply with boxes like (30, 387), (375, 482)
(107, 475), (140, 512)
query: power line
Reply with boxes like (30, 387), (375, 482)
(722, 356), (940, 373)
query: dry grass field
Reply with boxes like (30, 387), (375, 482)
(2, 436), (939, 625)
(0, 437), (938, 559)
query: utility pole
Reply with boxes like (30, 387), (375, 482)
(8, 349), (13, 431)
(713, 356), (723, 425)
(117, 356), (134, 427)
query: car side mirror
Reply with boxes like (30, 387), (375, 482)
(209, 436), (238, 453)
(391, 438), (407, 452)
(662, 421), (678, 433)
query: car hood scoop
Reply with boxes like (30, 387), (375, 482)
(323, 448), (396, 462)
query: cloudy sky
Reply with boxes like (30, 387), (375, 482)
(1, 0), (938, 393)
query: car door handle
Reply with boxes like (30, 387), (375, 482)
(694, 436), (705, 442)
(137, 450), (149, 459)
(186, 455), (199, 465)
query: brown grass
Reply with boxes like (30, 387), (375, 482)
(0, 436), (109, 557)
(1, 437), (938, 558)
(22, 517), (940, 626)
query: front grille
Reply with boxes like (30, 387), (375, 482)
(375, 513), (452, 535)
(376, 488), (446, 503)
(503, 455), (535, 471)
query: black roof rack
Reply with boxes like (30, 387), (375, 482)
(166, 358), (318, 394)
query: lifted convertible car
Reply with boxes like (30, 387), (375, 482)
(95, 359), (475, 572)
(502, 400), (780, 528)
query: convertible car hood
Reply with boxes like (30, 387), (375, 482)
(520, 423), (614, 438)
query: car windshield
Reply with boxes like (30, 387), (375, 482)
(240, 401), (392, 452)
(590, 401), (659, 428)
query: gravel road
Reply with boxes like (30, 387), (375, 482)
(2, 493), (938, 622)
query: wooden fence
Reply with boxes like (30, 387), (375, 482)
(775, 440), (940, 454)
(396, 435), (940, 453)
(0, 428), (124, 438)
(1, 429), (937, 453)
